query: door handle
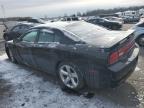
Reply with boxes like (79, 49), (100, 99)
(48, 42), (59, 48)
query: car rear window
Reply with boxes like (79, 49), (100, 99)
(64, 21), (108, 40)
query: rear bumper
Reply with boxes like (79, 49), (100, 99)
(110, 55), (138, 87)
(84, 45), (139, 89)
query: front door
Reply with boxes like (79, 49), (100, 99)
(16, 30), (38, 67)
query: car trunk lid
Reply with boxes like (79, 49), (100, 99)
(84, 30), (134, 48)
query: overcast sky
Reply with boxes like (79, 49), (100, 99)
(0, 0), (144, 18)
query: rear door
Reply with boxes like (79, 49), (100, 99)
(32, 28), (73, 74)
(32, 28), (56, 72)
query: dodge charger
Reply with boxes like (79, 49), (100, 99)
(5, 21), (139, 91)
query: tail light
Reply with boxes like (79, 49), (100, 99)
(109, 41), (135, 65)
(109, 51), (119, 65)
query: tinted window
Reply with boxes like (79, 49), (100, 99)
(54, 29), (75, 44)
(22, 31), (37, 42)
(28, 19), (38, 23)
(98, 19), (104, 22)
(54, 34), (61, 42)
(38, 29), (54, 43)
(12, 26), (21, 32)
(28, 19), (44, 24)
(65, 21), (108, 40)
(21, 25), (30, 31)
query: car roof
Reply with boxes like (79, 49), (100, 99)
(16, 22), (37, 26)
(34, 21), (107, 30)
(33, 21), (111, 44)
(34, 21), (75, 29)
(32, 21), (133, 48)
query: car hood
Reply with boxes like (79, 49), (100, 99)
(82, 30), (134, 48)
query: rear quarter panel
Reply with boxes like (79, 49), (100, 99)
(52, 44), (109, 77)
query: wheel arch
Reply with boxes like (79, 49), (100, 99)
(55, 60), (86, 90)
(55, 60), (85, 79)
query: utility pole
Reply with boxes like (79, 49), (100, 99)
(1, 5), (5, 19)
(1, 5), (7, 29)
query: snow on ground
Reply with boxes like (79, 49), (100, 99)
(0, 54), (142, 108)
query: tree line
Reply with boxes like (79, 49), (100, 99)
(74, 5), (144, 17)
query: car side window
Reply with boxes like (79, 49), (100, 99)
(22, 31), (38, 42)
(21, 25), (29, 31)
(53, 29), (74, 44)
(61, 31), (77, 44)
(12, 26), (21, 32)
(38, 29), (54, 43)
(99, 19), (104, 22)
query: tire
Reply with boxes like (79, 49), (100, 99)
(58, 62), (84, 91)
(7, 48), (17, 63)
(137, 35), (144, 46)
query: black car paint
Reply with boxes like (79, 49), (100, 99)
(87, 18), (122, 30)
(3, 24), (33, 41)
(5, 21), (139, 89)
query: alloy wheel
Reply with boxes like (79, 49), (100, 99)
(59, 65), (79, 89)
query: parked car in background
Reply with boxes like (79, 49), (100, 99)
(140, 15), (144, 22)
(87, 18), (122, 30)
(5, 21), (139, 91)
(3, 23), (35, 41)
(104, 16), (124, 24)
(61, 17), (80, 21)
(18, 18), (45, 24)
(130, 21), (144, 46)
(123, 16), (140, 23)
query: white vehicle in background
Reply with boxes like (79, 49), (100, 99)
(130, 21), (144, 46)
(61, 17), (80, 21)
(140, 15), (144, 22)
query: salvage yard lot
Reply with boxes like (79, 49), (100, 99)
(0, 23), (144, 108)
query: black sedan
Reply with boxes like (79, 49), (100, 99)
(87, 18), (122, 30)
(5, 21), (139, 91)
(3, 23), (35, 41)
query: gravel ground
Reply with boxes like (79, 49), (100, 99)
(0, 23), (143, 108)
